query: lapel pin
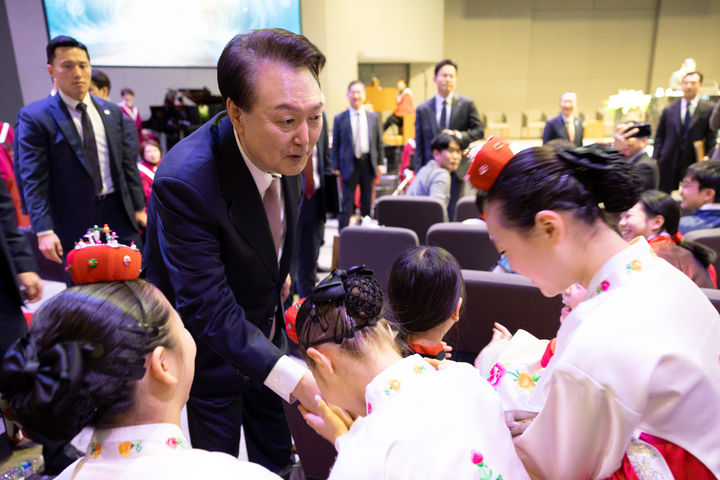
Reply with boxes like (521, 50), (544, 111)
(104, 109), (110, 115)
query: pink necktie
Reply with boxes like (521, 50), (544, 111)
(263, 177), (282, 255)
(567, 118), (575, 143)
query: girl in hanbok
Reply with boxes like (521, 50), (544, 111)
(387, 245), (464, 360)
(466, 139), (720, 479)
(618, 189), (716, 288)
(0, 280), (279, 480)
(296, 267), (529, 480)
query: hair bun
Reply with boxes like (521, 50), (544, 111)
(343, 274), (384, 322)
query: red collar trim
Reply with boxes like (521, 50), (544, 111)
(407, 342), (445, 356)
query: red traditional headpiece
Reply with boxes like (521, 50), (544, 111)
(465, 136), (515, 192)
(65, 224), (141, 285)
(285, 297), (306, 344)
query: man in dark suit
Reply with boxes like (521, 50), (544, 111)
(14, 36), (144, 271)
(613, 122), (659, 191)
(143, 29), (321, 473)
(332, 80), (382, 230)
(414, 59), (483, 219)
(654, 71), (717, 193)
(542, 92), (584, 148)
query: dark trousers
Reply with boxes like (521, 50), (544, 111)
(339, 156), (374, 230)
(447, 174), (465, 221)
(383, 114), (403, 135)
(186, 382), (292, 473)
(295, 191), (325, 298)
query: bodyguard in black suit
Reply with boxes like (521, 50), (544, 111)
(332, 81), (382, 229)
(654, 72), (717, 193)
(144, 29), (322, 473)
(414, 59), (483, 219)
(14, 37), (144, 268)
(542, 92), (584, 148)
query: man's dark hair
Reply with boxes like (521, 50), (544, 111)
(683, 71), (704, 83)
(91, 69), (111, 93)
(120, 87), (135, 97)
(347, 80), (364, 92)
(430, 133), (459, 153)
(46, 35), (89, 65)
(685, 160), (720, 198)
(217, 28), (321, 111)
(434, 59), (458, 77)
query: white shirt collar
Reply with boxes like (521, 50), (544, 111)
(699, 203), (720, 211)
(435, 92), (453, 108)
(233, 128), (278, 196)
(58, 89), (91, 111)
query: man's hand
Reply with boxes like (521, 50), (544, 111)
(135, 210), (147, 228)
(38, 233), (63, 263)
(299, 395), (355, 444)
(17, 271), (43, 303)
(291, 371), (321, 415)
(612, 123), (637, 151)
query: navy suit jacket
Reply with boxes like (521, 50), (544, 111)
(144, 112), (299, 395)
(331, 109), (382, 181)
(629, 151), (659, 191)
(413, 94), (484, 176)
(307, 111), (332, 216)
(542, 114), (584, 147)
(14, 93), (144, 248)
(654, 98), (717, 193)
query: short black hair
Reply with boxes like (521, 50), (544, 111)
(217, 28), (321, 111)
(46, 35), (89, 65)
(430, 133), (459, 153)
(91, 69), (111, 93)
(683, 71), (704, 83)
(685, 160), (720, 198)
(120, 87), (135, 97)
(347, 80), (364, 92)
(434, 59), (457, 77)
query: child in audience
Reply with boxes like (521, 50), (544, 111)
(619, 189), (716, 288)
(137, 140), (162, 209)
(296, 267), (529, 480)
(387, 246), (463, 360)
(0, 280), (279, 480)
(467, 139), (720, 478)
(678, 160), (720, 233)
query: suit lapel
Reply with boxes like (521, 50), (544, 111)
(215, 115), (279, 278)
(448, 95), (461, 130)
(428, 100), (439, 136)
(49, 95), (93, 177)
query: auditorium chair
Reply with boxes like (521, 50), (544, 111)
(426, 222), (499, 271)
(454, 195), (480, 223)
(374, 195), (447, 243)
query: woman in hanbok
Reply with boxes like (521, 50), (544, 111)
(0, 280), (279, 480)
(387, 245), (464, 360)
(618, 189), (716, 288)
(466, 139), (720, 479)
(295, 267), (529, 480)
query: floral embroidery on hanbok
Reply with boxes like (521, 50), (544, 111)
(383, 379), (402, 396)
(118, 440), (142, 457)
(625, 259), (642, 273)
(487, 363), (506, 387)
(471, 450), (504, 480)
(596, 280), (610, 294)
(166, 437), (187, 450)
(508, 370), (540, 394)
(413, 364), (429, 375)
(90, 442), (102, 459)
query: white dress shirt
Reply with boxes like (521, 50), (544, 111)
(434, 92), (454, 129)
(349, 107), (370, 156)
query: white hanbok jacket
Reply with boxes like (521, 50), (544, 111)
(55, 423), (280, 480)
(515, 237), (720, 479)
(330, 355), (530, 480)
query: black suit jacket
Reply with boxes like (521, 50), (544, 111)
(413, 94), (484, 176)
(144, 112), (298, 395)
(331, 109), (382, 181)
(542, 114), (584, 148)
(14, 93), (144, 248)
(629, 151), (659, 191)
(308, 112), (332, 216)
(654, 98), (717, 192)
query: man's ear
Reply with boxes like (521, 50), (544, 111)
(534, 210), (564, 242)
(701, 187), (716, 204)
(46, 64), (54, 78)
(226, 98), (244, 134)
(306, 347), (334, 376)
(147, 346), (178, 386)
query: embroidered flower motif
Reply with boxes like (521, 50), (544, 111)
(367, 403), (373, 414)
(487, 363), (506, 387)
(118, 440), (142, 457)
(471, 449), (504, 480)
(625, 259), (642, 273)
(90, 442), (102, 459)
(383, 379), (402, 395)
(508, 370), (540, 394)
(413, 364), (428, 375)
(596, 280), (610, 294)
